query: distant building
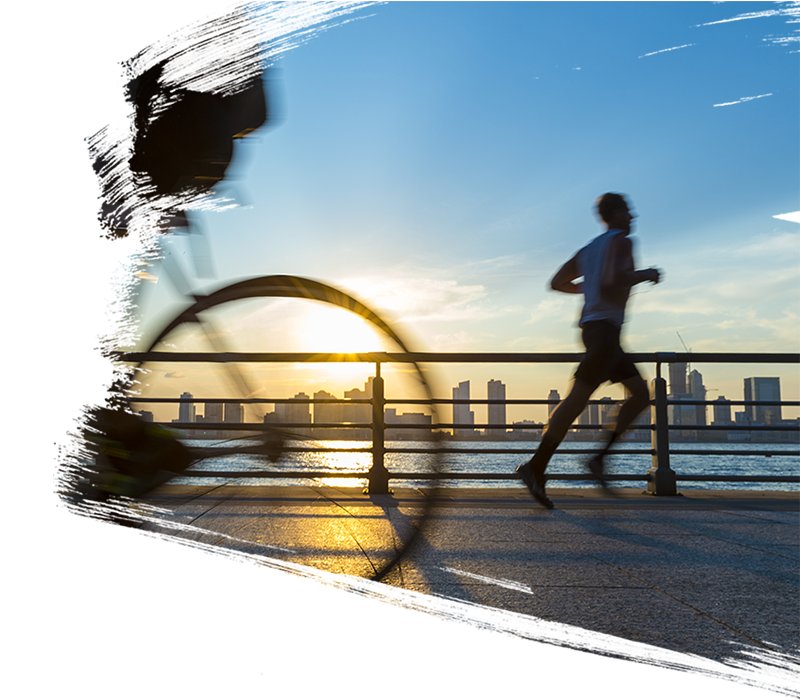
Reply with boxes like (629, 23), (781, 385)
(575, 401), (602, 439)
(269, 393), (312, 428)
(734, 409), (752, 442)
(598, 397), (616, 427)
(344, 379), (373, 426)
(306, 382), (374, 440)
(711, 396), (734, 442)
(313, 390), (341, 430)
(487, 379), (507, 437)
(578, 402), (600, 428)
(712, 396), (732, 425)
(138, 410), (154, 422)
(385, 410), (432, 440)
(688, 369), (707, 427)
(744, 377), (782, 424)
(667, 363), (693, 437)
(453, 381), (475, 437)
(178, 392), (195, 423)
(546, 389), (560, 423)
(223, 402), (243, 424)
(205, 402), (223, 424)
(669, 363), (688, 395)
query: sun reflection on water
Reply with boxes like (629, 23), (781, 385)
(313, 440), (371, 487)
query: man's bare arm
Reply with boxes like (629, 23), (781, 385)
(550, 253), (582, 294)
(603, 236), (660, 294)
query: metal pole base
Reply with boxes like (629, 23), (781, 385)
(646, 467), (679, 496)
(363, 470), (392, 495)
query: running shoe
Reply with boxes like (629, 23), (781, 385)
(516, 461), (554, 509)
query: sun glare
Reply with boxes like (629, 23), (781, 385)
(296, 304), (388, 353)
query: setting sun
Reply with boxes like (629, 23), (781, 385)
(295, 303), (388, 353)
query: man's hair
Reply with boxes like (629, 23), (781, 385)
(596, 193), (628, 223)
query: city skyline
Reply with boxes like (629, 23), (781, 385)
(153, 370), (798, 439)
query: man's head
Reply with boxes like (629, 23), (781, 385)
(596, 192), (634, 233)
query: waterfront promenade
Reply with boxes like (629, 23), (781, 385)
(133, 481), (799, 664)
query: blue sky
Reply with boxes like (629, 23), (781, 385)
(139, 1), (799, 416)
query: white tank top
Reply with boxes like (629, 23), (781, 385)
(578, 230), (625, 328)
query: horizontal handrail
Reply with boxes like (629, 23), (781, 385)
(160, 415), (798, 431)
(121, 351), (800, 364)
(138, 397), (800, 409)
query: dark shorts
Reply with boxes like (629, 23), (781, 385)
(574, 321), (641, 389)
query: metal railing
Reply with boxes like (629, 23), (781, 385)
(123, 351), (800, 495)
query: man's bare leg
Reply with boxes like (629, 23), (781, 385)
(531, 378), (595, 478)
(518, 378), (595, 507)
(588, 375), (650, 488)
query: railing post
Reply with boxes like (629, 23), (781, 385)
(366, 363), (390, 494)
(647, 375), (678, 496)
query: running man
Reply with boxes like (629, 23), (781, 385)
(517, 193), (661, 508)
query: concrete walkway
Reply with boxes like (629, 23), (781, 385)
(133, 483), (799, 663)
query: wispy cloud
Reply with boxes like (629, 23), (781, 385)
(629, 254), (800, 352)
(697, 2), (800, 54)
(429, 330), (480, 351)
(340, 257), (533, 325)
(773, 211), (800, 224)
(342, 273), (491, 323)
(713, 93), (773, 108)
(698, 10), (780, 27)
(697, 5), (794, 27)
(459, 255), (525, 276)
(712, 308), (800, 349)
(763, 33), (800, 50)
(524, 297), (571, 325)
(638, 43), (695, 59)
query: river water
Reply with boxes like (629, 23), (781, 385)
(179, 439), (799, 491)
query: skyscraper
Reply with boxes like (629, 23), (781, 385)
(453, 381), (475, 437)
(275, 393), (312, 427)
(385, 410), (433, 440)
(712, 396), (732, 425)
(311, 390), (338, 439)
(223, 402), (243, 423)
(487, 379), (506, 437)
(344, 379), (373, 425)
(179, 392), (195, 423)
(204, 401), (223, 423)
(667, 363), (693, 436)
(744, 377), (782, 424)
(546, 389), (560, 423)
(669, 363), (687, 395)
(313, 390), (340, 421)
(688, 369), (707, 427)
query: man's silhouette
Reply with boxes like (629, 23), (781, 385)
(518, 193), (661, 508)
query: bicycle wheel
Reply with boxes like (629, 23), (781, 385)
(68, 275), (443, 582)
